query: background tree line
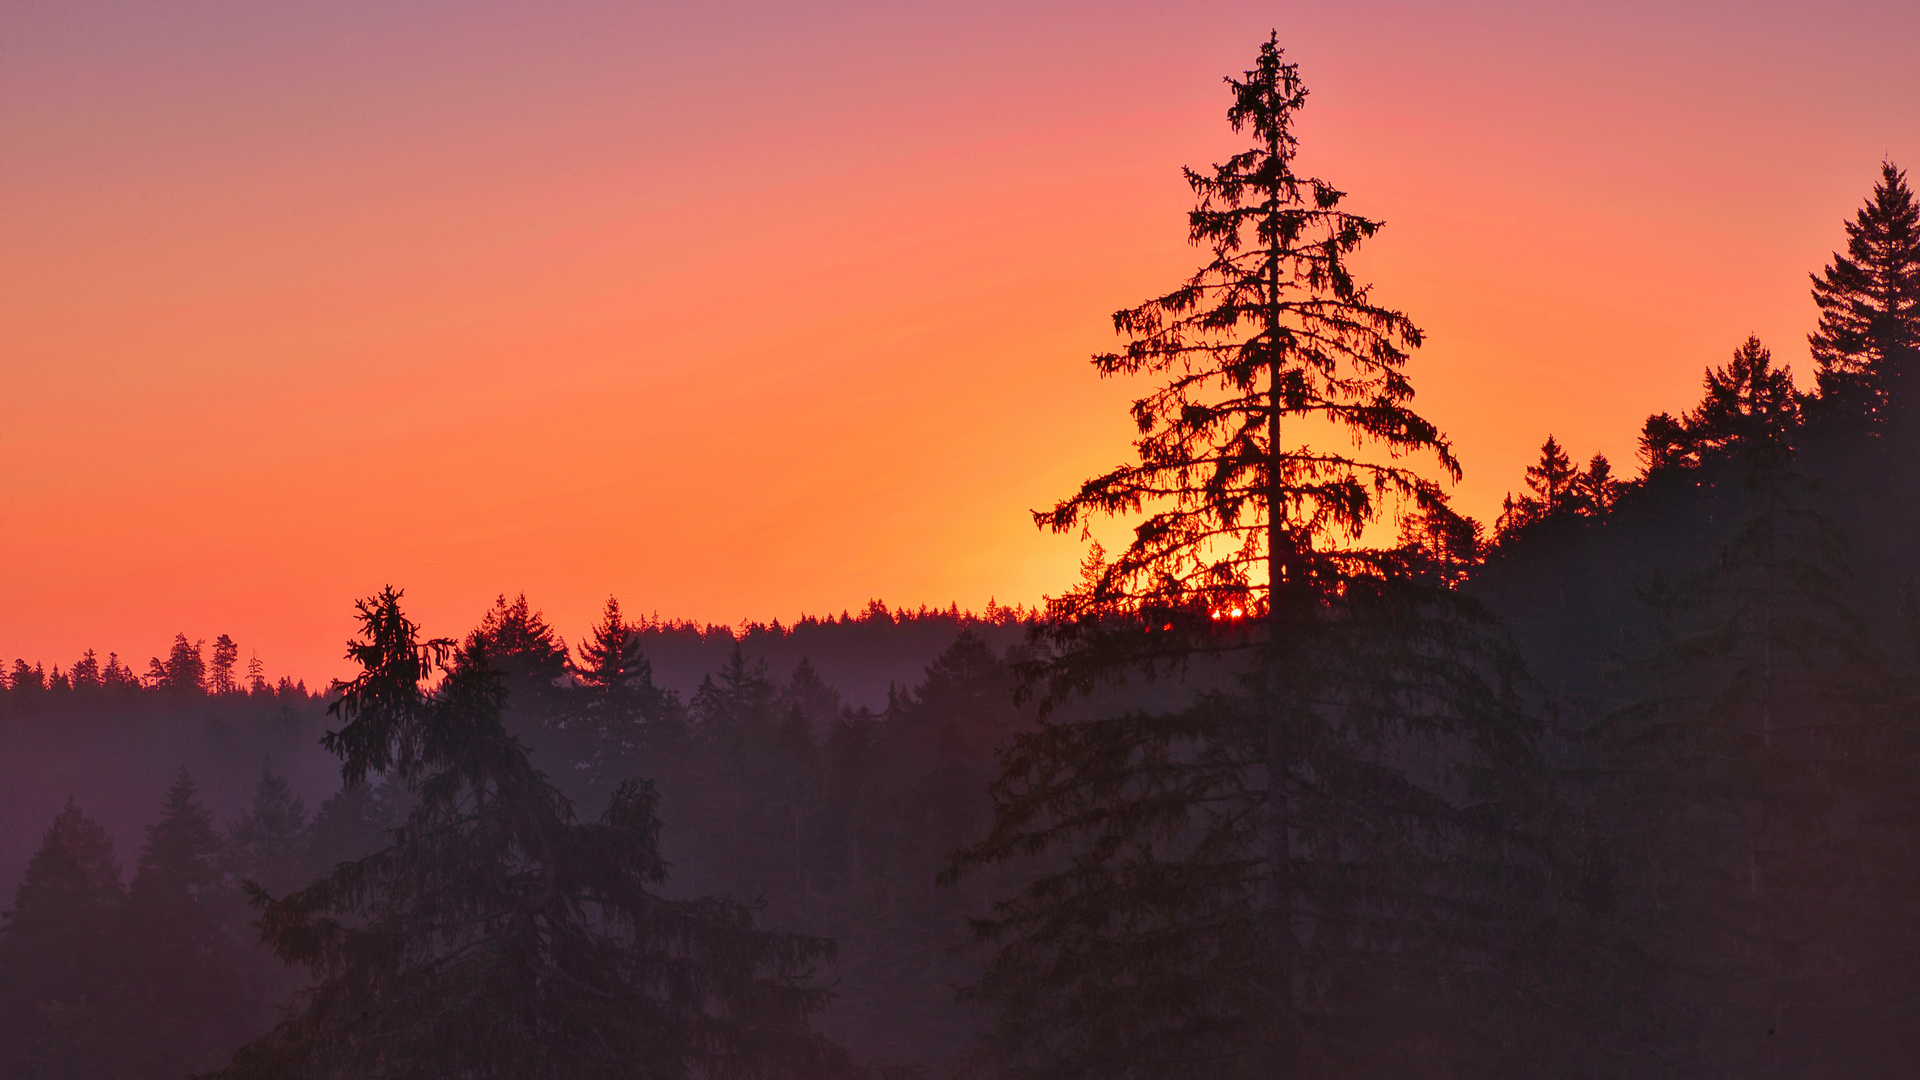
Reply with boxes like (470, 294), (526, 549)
(0, 602), (1039, 1077)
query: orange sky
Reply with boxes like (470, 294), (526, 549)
(3, 0), (1917, 684)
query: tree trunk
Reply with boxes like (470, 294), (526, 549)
(1263, 195), (1299, 1072)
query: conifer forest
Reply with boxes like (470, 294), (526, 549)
(9, 32), (1920, 1080)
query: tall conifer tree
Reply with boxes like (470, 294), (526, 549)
(950, 36), (1545, 1079)
(126, 770), (253, 1078)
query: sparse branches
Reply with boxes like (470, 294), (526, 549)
(1037, 34), (1458, 650)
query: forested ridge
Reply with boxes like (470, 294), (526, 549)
(5, 34), (1920, 1080)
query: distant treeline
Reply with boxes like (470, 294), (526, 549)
(0, 598), (1038, 1077)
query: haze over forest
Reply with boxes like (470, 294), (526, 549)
(6, 8), (1920, 1080)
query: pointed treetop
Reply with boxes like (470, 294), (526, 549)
(1810, 161), (1920, 415)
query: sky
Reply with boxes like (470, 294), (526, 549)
(3, 0), (1917, 684)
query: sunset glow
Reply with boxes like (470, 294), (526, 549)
(4, 0), (1917, 682)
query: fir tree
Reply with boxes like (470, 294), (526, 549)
(780, 657), (845, 734)
(296, 781), (402, 885)
(949, 36), (1546, 1079)
(565, 596), (679, 803)
(69, 649), (102, 690)
(1526, 434), (1577, 516)
(1571, 453), (1620, 517)
(211, 588), (854, 1080)
(1638, 411), (1692, 477)
(0, 800), (129, 1077)
(224, 758), (310, 897)
(1810, 162), (1920, 420)
(1684, 336), (1800, 464)
(125, 769), (253, 1078)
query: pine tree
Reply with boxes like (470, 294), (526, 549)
(780, 657), (845, 734)
(148, 633), (207, 693)
(949, 36), (1546, 1079)
(469, 592), (572, 759)
(211, 588), (854, 1079)
(296, 781), (402, 885)
(209, 635), (241, 695)
(102, 652), (138, 690)
(1638, 411), (1692, 477)
(1810, 162), (1920, 420)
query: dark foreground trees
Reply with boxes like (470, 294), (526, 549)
(1581, 460), (1920, 1076)
(209, 588), (856, 1080)
(947, 35), (1548, 1080)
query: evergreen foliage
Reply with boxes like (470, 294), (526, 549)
(1494, 436), (1617, 543)
(210, 588), (855, 1080)
(224, 758), (310, 897)
(951, 35), (1548, 1079)
(126, 769), (255, 1078)
(1810, 162), (1920, 419)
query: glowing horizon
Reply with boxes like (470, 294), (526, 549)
(3, 0), (1916, 683)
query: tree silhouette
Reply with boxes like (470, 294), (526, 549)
(148, 634), (207, 694)
(1686, 336), (1800, 464)
(209, 635), (240, 695)
(951, 36), (1545, 1079)
(210, 588), (853, 1080)
(1495, 435), (1617, 542)
(1810, 163), (1920, 420)
(565, 596), (679, 805)
(125, 770), (252, 1077)
(1033, 38), (1455, 662)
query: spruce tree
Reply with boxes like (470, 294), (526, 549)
(211, 588), (854, 1080)
(1525, 435), (1577, 517)
(949, 36), (1545, 1079)
(1684, 336), (1800, 464)
(1809, 162), (1920, 420)
(566, 596), (679, 804)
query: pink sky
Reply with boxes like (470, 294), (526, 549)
(3, 0), (1916, 683)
